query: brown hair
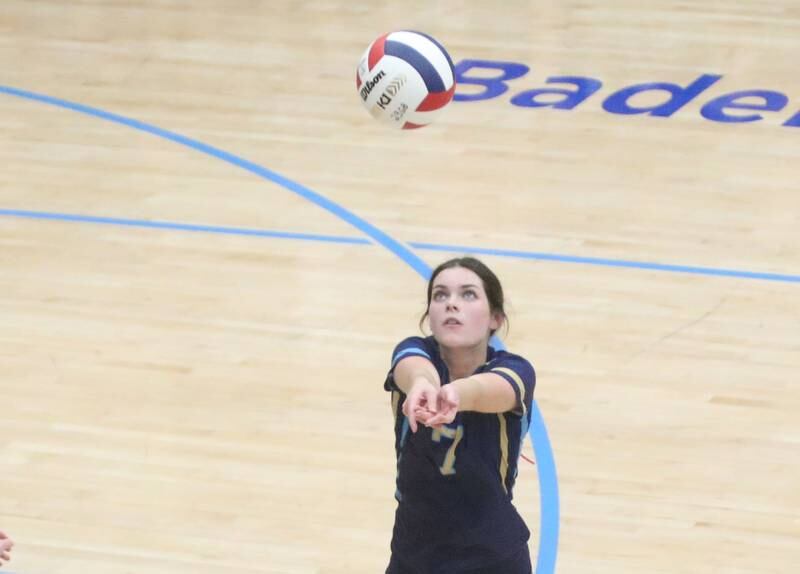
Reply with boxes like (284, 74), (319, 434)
(419, 256), (508, 337)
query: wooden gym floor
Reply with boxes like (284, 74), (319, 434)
(1, 2), (798, 573)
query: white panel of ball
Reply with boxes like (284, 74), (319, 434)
(359, 57), (427, 127)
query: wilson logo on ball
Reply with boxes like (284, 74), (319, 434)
(359, 70), (387, 101)
(356, 30), (456, 129)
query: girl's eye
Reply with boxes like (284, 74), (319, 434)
(463, 290), (477, 300)
(433, 291), (447, 301)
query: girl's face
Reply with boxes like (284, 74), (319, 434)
(428, 266), (502, 349)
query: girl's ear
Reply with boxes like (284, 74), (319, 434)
(490, 311), (504, 333)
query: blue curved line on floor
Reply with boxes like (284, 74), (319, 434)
(0, 85), (430, 276)
(489, 335), (559, 574)
(0, 85), (561, 573)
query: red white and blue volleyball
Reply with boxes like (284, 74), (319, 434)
(356, 31), (456, 129)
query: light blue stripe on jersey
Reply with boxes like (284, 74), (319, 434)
(391, 346), (431, 368)
(399, 418), (410, 448)
(395, 419), (411, 502)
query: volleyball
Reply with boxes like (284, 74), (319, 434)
(356, 30), (456, 129)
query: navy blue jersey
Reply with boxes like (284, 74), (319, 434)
(384, 336), (536, 573)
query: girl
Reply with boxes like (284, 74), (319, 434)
(384, 257), (536, 574)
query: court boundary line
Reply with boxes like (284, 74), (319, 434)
(1, 208), (797, 284)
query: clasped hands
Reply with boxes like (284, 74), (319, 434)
(402, 380), (460, 433)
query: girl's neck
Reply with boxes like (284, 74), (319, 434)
(440, 341), (489, 380)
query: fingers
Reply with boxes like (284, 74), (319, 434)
(408, 400), (438, 432)
(402, 379), (445, 433)
(406, 385), (459, 429)
(413, 406), (435, 425)
(404, 384), (461, 432)
(424, 387), (438, 411)
(402, 388), (426, 433)
(401, 388), (416, 426)
(424, 406), (457, 428)
(403, 394), (419, 433)
(0, 540), (11, 563)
